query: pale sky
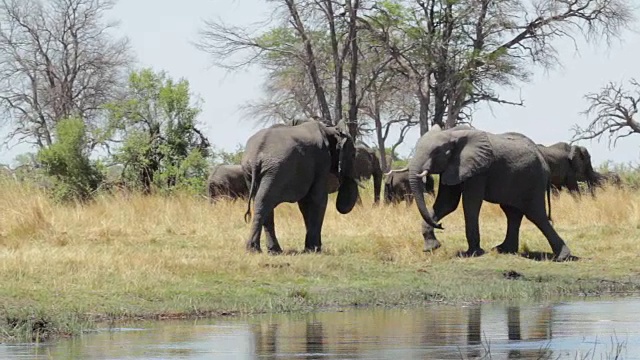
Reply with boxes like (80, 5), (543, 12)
(1, 0), (639, 168)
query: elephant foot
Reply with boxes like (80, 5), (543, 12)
(456, 248), (486, 258)
(423, 239), (441, 253)
(553, 245), (575, 262)
(493, 243), (518, 255)
(267, 246), (283, 255)
(302, 246), (322, 254)
(246, 243), (262, 253)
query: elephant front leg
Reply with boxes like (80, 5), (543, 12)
(459, 187), (485, 258)
(298, 189), (328, 253)
(422, 184), (462, 252)
(494, 205), (523, 254)
(263, 210), (283, 254)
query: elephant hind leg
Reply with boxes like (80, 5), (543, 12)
(245, 186), (275, 253)
(524, 207), (572, 261)
(298, 183), (329, 253)
(494, 205), (523, 254)
(263, 210), (282, 254)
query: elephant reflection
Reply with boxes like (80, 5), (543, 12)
(251, 318), (326, 359)
(305, 320), (325, 359)
(251, 322), (278, 355)
(461, 305), (554, 359)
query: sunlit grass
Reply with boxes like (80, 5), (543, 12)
(1, 177), (639, 340)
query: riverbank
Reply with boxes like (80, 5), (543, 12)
(1, 179), (639, 341)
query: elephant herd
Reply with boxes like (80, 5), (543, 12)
(207, 120), (623, 261)
(207, 144), (435, 207)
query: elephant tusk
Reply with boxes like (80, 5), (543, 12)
(417, 170), (429, 177)
(384, 167), (409, 175)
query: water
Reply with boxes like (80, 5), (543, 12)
(3, 297), (640, 359)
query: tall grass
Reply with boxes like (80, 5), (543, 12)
(1, 176), (640, 341)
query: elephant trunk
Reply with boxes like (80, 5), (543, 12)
(409, 167), (442, 230)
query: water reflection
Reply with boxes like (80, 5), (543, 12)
(2, 298), (639, 359)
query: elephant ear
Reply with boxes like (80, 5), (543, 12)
(441, 130), (494, 186)
(568, 145), (587, 171)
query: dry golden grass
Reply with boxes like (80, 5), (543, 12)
(1, 177), (639, 339)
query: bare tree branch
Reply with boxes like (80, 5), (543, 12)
(0, 0), (133, 149)
(572, 78), (640, 148)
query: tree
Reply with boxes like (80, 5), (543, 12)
(358, 0), (634, 132)
(0, 0), (133, 149)
(572, 78), (640, 147)
(196, 0), (364, 138)
(37, 117), (104, 202)
(105, 68), (211, 194)
(212, 144), (245, 165)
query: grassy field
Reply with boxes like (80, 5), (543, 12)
(1, 178), (640, 341)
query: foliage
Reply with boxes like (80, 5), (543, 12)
(212, 144), (245, 165)
(596, 160), (640, 190)
(105, 68), (211, 195)
(36, 118), (104, 203)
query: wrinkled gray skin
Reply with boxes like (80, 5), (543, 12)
(326, 145), (384, 205)
(242, 120), (359, 253)
(207, 164), (248, 203)
(383, 168), (435, 206)
(536, 142), (598, 197)
(409, 125), (572, 261)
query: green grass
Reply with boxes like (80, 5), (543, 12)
(1, 178), (639, 341)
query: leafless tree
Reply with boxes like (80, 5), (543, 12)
(239, 61), (319, 126)
(196, 0), (365, 138)
(359, 0), (634, 133)
(0, 0), (133, 150)
(572, 78), (640, 147)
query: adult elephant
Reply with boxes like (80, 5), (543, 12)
(207, 164), (248, 203)
(242, 120), (359, 253)
(592, 170), (623, 190)
(383, 168), (435, 206)
(408, 125), (572, 261)
(535, 142), (598, 196)
(326, 144), (384, 204)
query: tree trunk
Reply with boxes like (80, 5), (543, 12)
(285, 0), (332, 124)
(346, 0), (360, 140)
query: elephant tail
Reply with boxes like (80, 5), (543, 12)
(244, 162), (261, 223)
(546, 180), (553, 224)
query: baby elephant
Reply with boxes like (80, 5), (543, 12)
(207, 164), (249, 203)
(384, 168), (435, 206)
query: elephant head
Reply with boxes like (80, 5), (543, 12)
(408, 125), (493, 229)
(569, 145), (596, 183)
(327, 120), (359, 214)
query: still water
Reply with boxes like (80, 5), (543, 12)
(3, 297), (640, 359)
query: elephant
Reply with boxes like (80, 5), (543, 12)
(592, 170), (623, 189)
(207, 164), (249, 203)
(535, 142), (598, 196)
(383, 168), (435, 206)
(326, 144), (384, 204)
(242, 120), (359, 253)
(408, 124), (572, 261)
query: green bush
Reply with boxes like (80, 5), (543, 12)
(36, 118), (104, 203)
